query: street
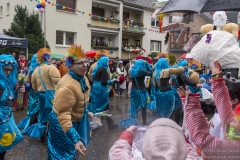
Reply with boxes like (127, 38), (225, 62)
(6, 95), (214, 160)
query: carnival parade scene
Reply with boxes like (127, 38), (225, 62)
(1, 0), (240, 160)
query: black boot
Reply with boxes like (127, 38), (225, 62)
(106, 117), (118, 130)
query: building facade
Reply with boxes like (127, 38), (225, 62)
(0, 0), (168, 60)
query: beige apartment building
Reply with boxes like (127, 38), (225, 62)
(0, 0), (168, 60)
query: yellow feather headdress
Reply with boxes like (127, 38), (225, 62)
(65, 45), (86, 67)
(188, 59), (201, 70)
(95, 50), (110, 60)
(156, 53), (169, 59)
(37, 48), (51, 63)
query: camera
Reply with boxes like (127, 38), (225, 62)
(222, 68), (240, 93)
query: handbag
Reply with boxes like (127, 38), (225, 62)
(119, 75), (126, 83)
(38, 67), (55, 108)
(74, 94), (91, 147)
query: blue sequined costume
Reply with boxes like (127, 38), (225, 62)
(88, 57), (112, 114)
(18, 54), (40, 131)
(0, 54), (23, 153)
(23, 56), (57, 139)
(48, 70), (90, 160)
(119, 60), (152, 129)
(154, 58), (182, 118)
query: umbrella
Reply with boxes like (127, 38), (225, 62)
(158, 0), (240, 14)
(179, 53), (187, 59)
(136, 55), (153, 64)
(51, 53), (66, 60)
(85, 50), (96, 58)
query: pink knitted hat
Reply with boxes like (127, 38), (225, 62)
(142, 118), (187, 160)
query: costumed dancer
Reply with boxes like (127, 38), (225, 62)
(23, 48), (61, 144)
(48, 45), (93, 159)
(88, 50), (111, 84)
(188, 70), (202, 98)
(152, 58), (184, 123)
(109, 59), (116, 97)
(12, 51), (29, 111)
(17, 54), (40, 131)
(171, 59), (201, 89)
(0, 55), (23, 159)
(118, 59), (153, 129)
(88, 56), (118, 130)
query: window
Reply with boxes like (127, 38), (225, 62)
(151, 18), (159, 27)
(56, 31), (75, 46)
(192, 33), (203, 39)
(6, 3), (10, 15)
(92, 7), (104, 17)
(182, 13), (194, 24)
(169, 30), (189, 50)
(150, 41), (161, 52)
(123, 12), (129, 21)
(56, 0), (76, 12)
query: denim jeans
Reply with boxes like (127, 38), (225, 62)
(116, 81), (123, 95)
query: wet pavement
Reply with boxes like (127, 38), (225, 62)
(6, 93), (214, 160)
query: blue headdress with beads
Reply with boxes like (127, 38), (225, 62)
(177, 59), (189, 76)
(0, 54), (18, 88)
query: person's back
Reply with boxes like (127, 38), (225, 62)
(31, 64), (60, 92)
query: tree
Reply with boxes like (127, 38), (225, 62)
(0, 5), (49, 58)
(148, 52), (158, 59)
(169, 54), (176, 66)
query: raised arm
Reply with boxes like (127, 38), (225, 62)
(211, 78), (235, 132)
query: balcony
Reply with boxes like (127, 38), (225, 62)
(91, 16), (120, 30)
(122, 23), (145, 35)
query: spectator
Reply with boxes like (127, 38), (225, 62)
(116, 61), (127, 96)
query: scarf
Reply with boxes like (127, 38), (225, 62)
(68, 70), (89, 93)
(18, 58), (27, 68)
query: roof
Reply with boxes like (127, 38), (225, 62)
(117, 0), (157, 9)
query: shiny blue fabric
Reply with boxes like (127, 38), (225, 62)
(148, 81), (157, 111)
(29, 54), (40, 75)
(130, 60), (146, 78)
(92, 57), (109, 78)
(188, 86), (203, 98)
(22, 92), (52, 138)
(0, 110), (23, 153)
(17, 89), (40, 131)
(72, 107), (91, 147)
(68, 70), (89, 93)
(0, 54), (18, 89)
(154, 58), (170, 83)
(155, 87), (182, 118)
(177, 59), (189, 76)
(88, 81), (110, 114)
(48, 111), (80, 160)
(118, 89), (149, 129)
